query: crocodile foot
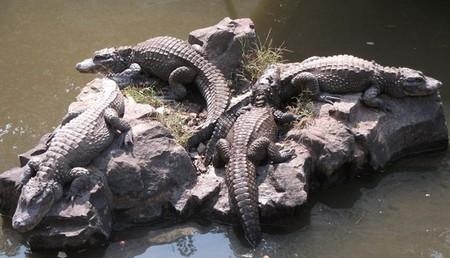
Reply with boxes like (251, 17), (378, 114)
(317, 94), (341, 104)
(65, 175), (93, 205)
(119, 130), (134, 149)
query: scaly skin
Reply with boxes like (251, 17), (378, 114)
(76, 36), (230, 127)
(12, 78), (133, 232)
(277, 55), (442, 110)
(213, 65), (296, 247)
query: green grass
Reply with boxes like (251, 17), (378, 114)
(123, 86), (163, 108)
(287, 92), (315, 128)
(123, 86), (193, 146)
(155, 109), (193, 147)
(241, 32), (287, 82)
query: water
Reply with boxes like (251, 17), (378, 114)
(0, 0), (449, 257)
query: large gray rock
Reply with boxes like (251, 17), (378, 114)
(175, 143), (312, 221)
(188, 17), (256, 82)
(287, 93), (448, 184)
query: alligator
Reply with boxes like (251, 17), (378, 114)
(276, 54), (442, 110)
(212, 65), (296, 247)
(75, 36), (230, 127)
(12, 78), (133, 232)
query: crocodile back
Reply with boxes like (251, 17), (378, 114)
(279, 55), (385, 93)
(39, 80), (121, 182)
(225, 107), (276, 246)
(132, 36), (230, 124)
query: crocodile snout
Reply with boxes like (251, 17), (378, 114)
(12, 215), (33, 232)
(75, 58), (98, 73)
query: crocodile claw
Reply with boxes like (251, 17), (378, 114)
(282, 148), (296, 159)
(119, 130), (134, 149)
(318, 94), (341, 104)
(14, 182), (24, 192)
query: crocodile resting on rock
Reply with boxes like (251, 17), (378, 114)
(212, 65), (296, 247)
(277, 54), (442, 110)
(12, 78), (133, 232)
(76, 36), (230, 127)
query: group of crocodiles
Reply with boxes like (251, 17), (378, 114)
(11, 33), (442, 248)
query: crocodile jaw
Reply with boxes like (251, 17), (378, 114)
(404, 76), (442, 96)
(12, 179), (62, 232)
(76, 58), (106, 73)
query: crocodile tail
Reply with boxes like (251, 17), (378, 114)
(195, 63), (230, 126)
(227, 156), (262, 247)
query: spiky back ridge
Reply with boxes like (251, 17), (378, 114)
(226, 107), (276, 246)
(132, 36), (230, 125)
(280, 55), (382, 81)
(37, 80), (121, 184)
(278, 55), (402, 94)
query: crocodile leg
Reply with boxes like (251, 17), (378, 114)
(291, 72), (341, 104)
(108, 63), (150, 89)
(104, 107), (134, 147)
(168, 66), (197, 100)
(212, 138), (231, 168)
(16, 159), (40, 190)
(248, 137), (294, 164)
(66, 167), (91, 203)
(273, 109), (298, 124)
(361, 85), (390, 111)
(61, 108), (86, 126)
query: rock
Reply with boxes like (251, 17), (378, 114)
(288, 93), (448, 184)
(177, 143), (312, 220)
(27, 171), (113, 250)
(188, 17), (256, 83)
(258, 143), (312, 217)
(0, 167), (24, 216)
(347, 94), (448, 169)
(92, 120), (197, 228)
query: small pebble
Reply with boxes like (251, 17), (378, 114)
(197, 143), (206, 154)
(57, 251), (67, 258)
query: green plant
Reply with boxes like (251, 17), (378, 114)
(241, 31), (287, 82)
(287, 92), (315, 128)
(155, 110), (192, 147)
(123, 86), (163, 107)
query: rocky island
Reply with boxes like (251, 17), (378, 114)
(0, 17), (447, 250)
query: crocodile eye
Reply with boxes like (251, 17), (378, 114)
(227, 21), (238, 28)
(93, 54), (110, 61)
(406, 77), (424, 83)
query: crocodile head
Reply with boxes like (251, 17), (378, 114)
(76, 47), (132, 74)
(397, 68), (442, 96)
(12, 177), (63, 232)
(251, 65), (281, 107)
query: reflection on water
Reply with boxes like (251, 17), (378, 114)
(1, 0), (450, 257)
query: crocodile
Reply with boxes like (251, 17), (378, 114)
(12, 78), (133, 232)
(75, 36), (230, 127)
(212, 65), (296, 247)
(276, 54), (442, 110)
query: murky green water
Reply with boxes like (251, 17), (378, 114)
(1, 0), (449, 257)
